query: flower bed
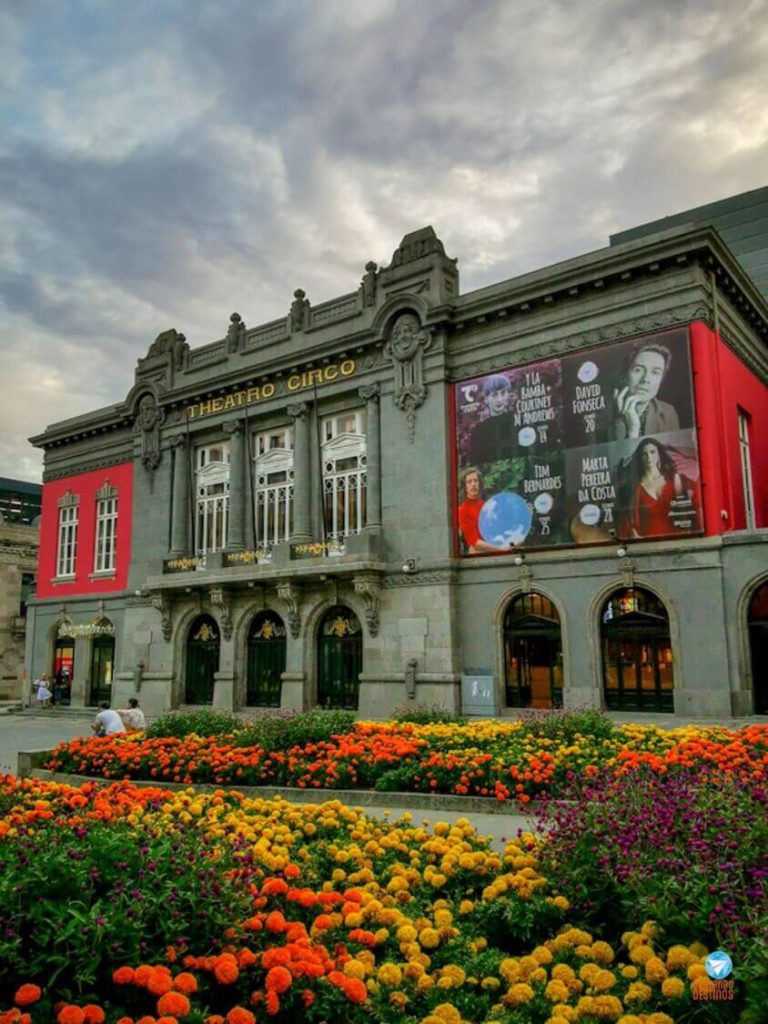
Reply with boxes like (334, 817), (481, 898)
(44, 720), (768, 803)
(1, 773), (761, 1022)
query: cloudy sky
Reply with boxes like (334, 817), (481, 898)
(2, 0), (766, 482)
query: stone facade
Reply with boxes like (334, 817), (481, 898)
(0, 520), (38, 701)
(25, 223), (768, 719)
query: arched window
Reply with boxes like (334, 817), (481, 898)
(503, 593), (563, 708)
(246, 611), (286, 707)
(195, 443), (231, 559)
(185, 614), (220, 705)
(322, 412), (367, 540)
(601, 588), (673, 712)
(253, 428), (294, 547)
(748, 583), (768, 715)
(317, 605), (363, 709)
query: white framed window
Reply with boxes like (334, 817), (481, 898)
(254, 427), (294, 546)
(738, 409), (755, 530)
(322, 410), (366, 539)
(56, 492), (79, 578)
(93, 484), (118, 573)
(195, 442), (231, 558)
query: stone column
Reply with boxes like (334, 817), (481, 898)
(288, 402), (311, 542)
(225, 419), (245, 551)
(359, 383), (381, 531)
(169, 435), (191, 557)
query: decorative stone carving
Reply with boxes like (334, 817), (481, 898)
(404, 657), (417, 699)
(386, 313), (432, 443)
(276, 581), (302, 638)
(358, 382), (381, 402)
(353, 572), (382, 636)
(150, 592), (172, 642)
(290, 289), (311, 332)
(139, 328), (189, 372)
(361, 261), (378, 307)
(286, 401), (309, 420)
(383, 571), (455, 588)
(135, 393), (165, 481)
(209, 586), (233, 641)
(227, 312), (246, 353)
(620, 557), (635, 589)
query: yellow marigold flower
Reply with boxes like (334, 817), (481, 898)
(687, 963), (706, 981)
(549, 1008), (577, 1023)
(546, 1017), (572, 1024)
(397, 924), (417, 942)
(644, 957), (668, 984)
(344, 960), (367, 980)
(689, 942), (708, 958)
(532, 945), (554, 965)
(623, 981), (652, 1004)
(548, 895), (570, 911)
(660, 977), (685, 998)
(628, 945), (654, 965)
(590, 942), (615, 965)
(387, 876), (409, 893)
(575, 944), (593, 959)
(561, 928), (593, 948)
(545, 979), (570, 1003)
(640, 922), (658, 940)
(458, 900), (474, 915)
(551, 964), (576, 984)
(591, 995), (623, 1019)
(481, 977), (500, 990)
(620, 965), (638, 980)
(530, 967), (548, 984)
(376, 963), (402, 986)
(419, 927), (440, 949)
(389, 992), (408, 1009)
(499, 959), (521, 984)
(416, 975), (434, 991)
(519, 955), (539, 978)
(665, 945), (694, 971)
(616, 1017), (643, 1024)
(591, 969), (617, 992)
(433, 1003), (461, 1024)
(646, 1015), (674, 1024)
(404, 962), (425, 980)
(503, 983), (535, 1007)
(434, 909), (453, 928)
(367, 978), (380, 994)
(374, 928), (389, 944)
(576, 996), (596, 1015)
(579, 963), (601, 984)
(345, 912), (364, 928)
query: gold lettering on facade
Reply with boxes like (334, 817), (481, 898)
(185, 360), (357, 418)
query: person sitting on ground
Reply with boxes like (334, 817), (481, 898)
(91, 702), (126, 737)
(117, 697), (146, 732)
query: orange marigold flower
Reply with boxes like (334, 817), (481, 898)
(134, 966), (154, 987)
(165, 946), (178, 963)
(284, 864), (301, 879)
(265, 992), (280, 1016)
(213, 959), (239, 985)
(266, 967), (292, 994)
(157, 1018), (178, 1024)
(113, 967), (135, 985)
(343, 978), (367, 1004)
(14, 986), (41, 1007)
(236, 949), (257, 969)
(225, 1009), (255, 1024)
(116, 1018), (134, 1024)
(136, 1018), (157, 1024)
(157, 993), (190, 1018)
(302, 990), (315, 1008)
(58, 1007), (85, 1024)
(262, 878), (289, 896)
(205, 1018), (224, 1024)
(172, 973), (198, 994)
(313, 914), (333, 930)
(265, 911), (287, 934)
(82, 1007), (105, 1024)
(147, 971), (173, 997)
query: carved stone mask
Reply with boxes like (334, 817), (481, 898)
(390, 314), (421, 360)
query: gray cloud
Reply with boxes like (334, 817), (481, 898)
(1, 0), (766, 480)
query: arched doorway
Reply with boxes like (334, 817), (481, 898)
(53, 622), (75, 706)
(185, 615), (220, 705)
(503, 593), (563, 708)
(246, 611), (286, 707)
(89, 620), (116, 705)
(317, 605), (362, 709)
(601, 588), (674, 712)
(748, 583), (768, 714)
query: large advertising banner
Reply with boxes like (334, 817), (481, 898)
(455, 328), (702, 554)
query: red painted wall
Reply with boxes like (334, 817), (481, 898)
(690, 321), (768, 533)
(36, 463), (134, 598)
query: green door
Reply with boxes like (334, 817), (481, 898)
(503, 595), (563, 709)
(89, 635), (115, 706)
(185, 615), (220, 705)
(317, 606), (362, 710)
(247, 611), (286, 707)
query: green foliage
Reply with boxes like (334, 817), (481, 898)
(145, 707), (243, 739)
(392, 702), (467, 725)
(233, 708), (356, 751)
(516, 705), (615, 742)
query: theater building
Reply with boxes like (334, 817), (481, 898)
(26, 216), (768, 719)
